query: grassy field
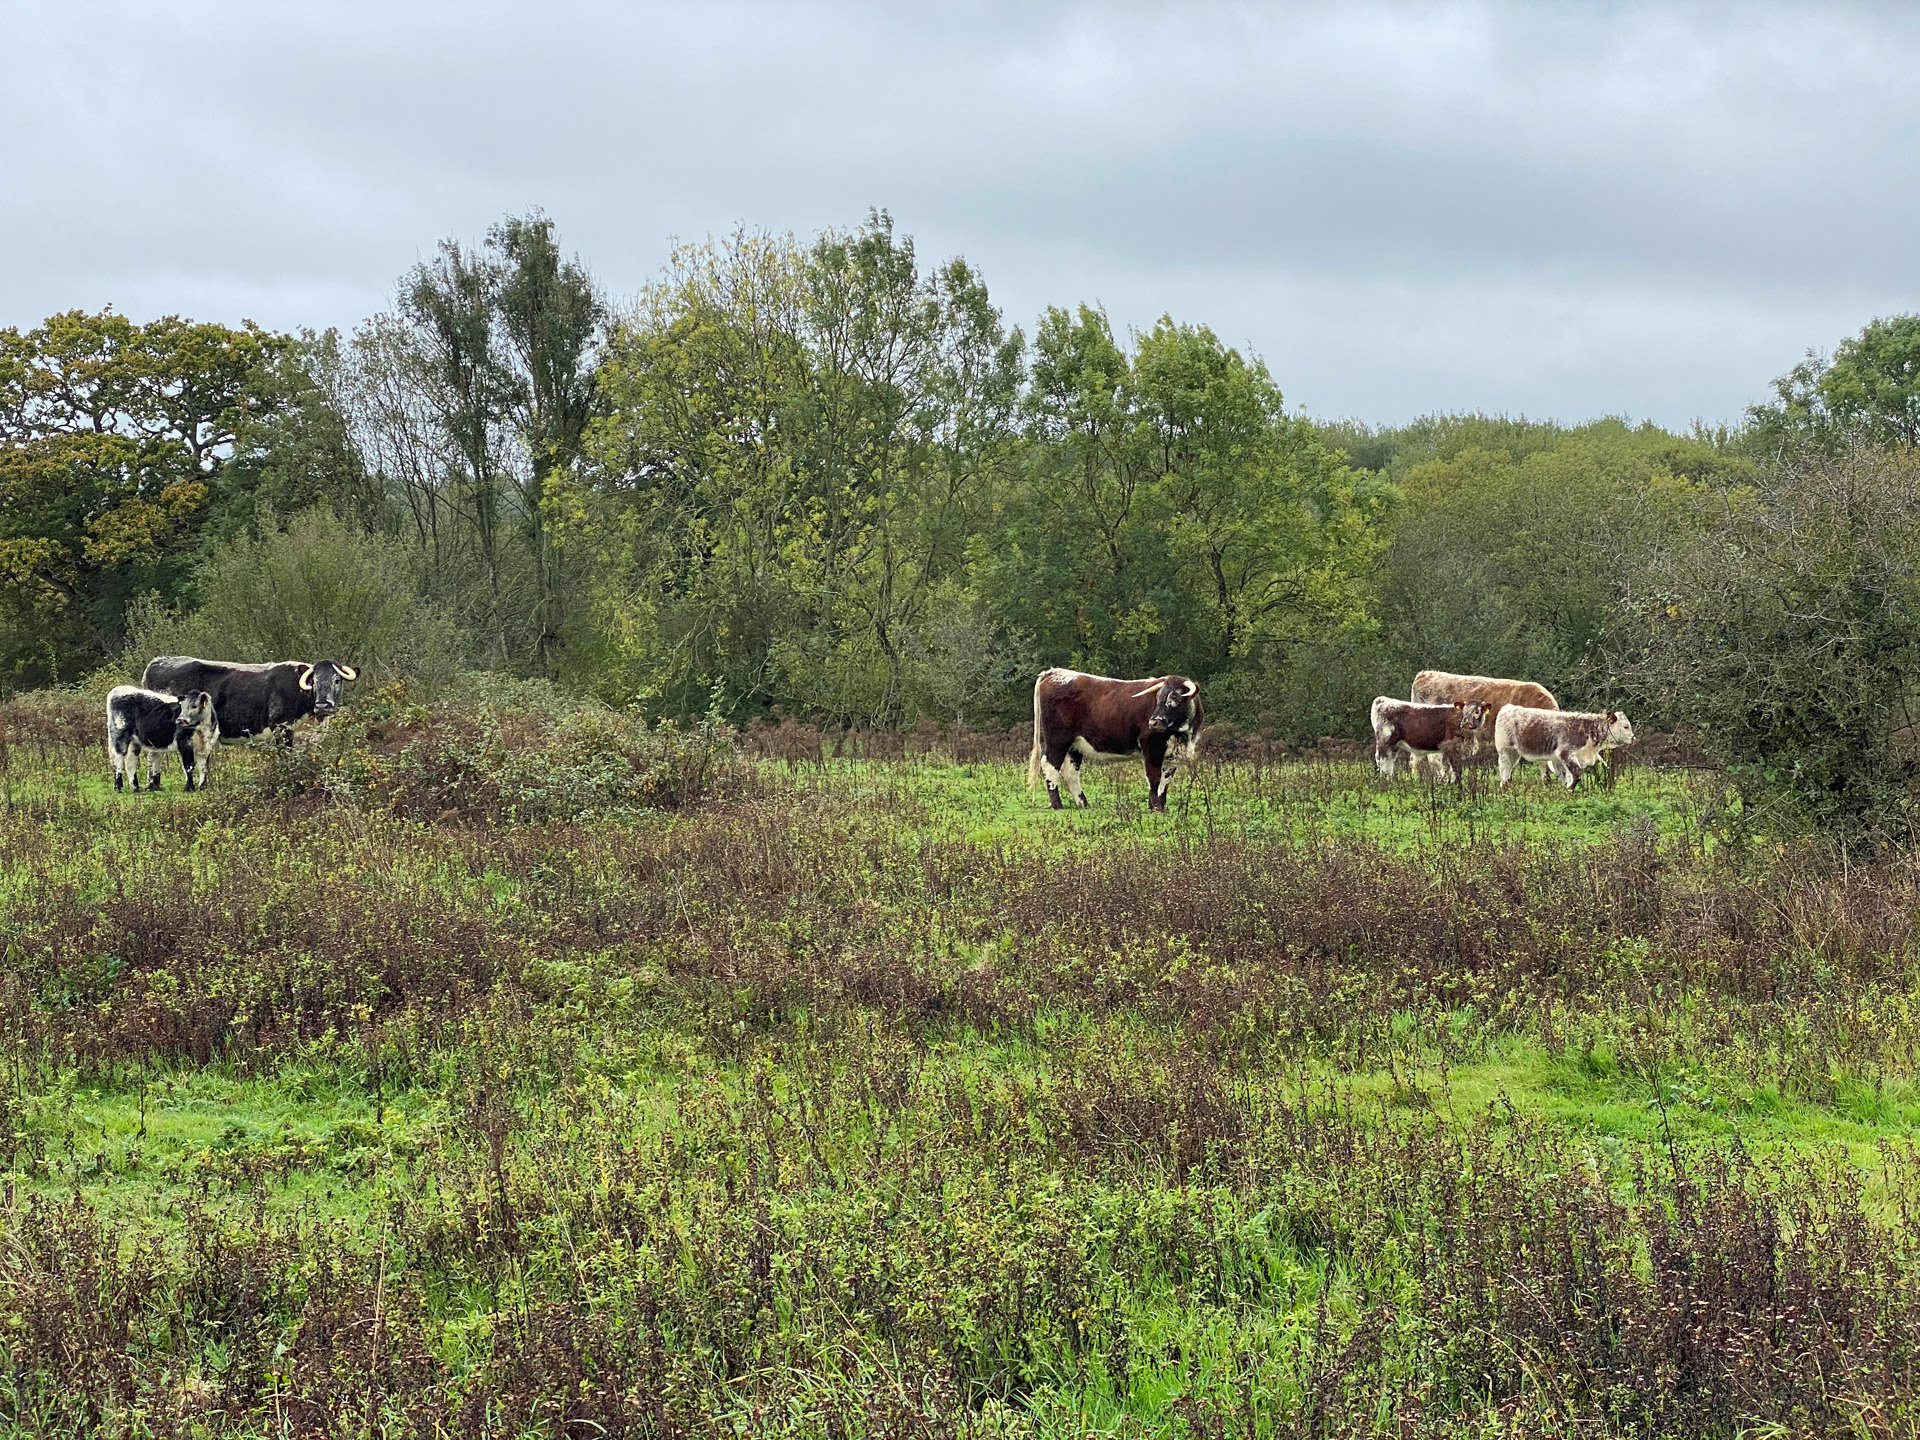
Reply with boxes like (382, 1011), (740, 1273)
(2, 689), (1919, 1437)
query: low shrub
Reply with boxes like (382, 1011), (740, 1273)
(251, 682), (749, 823)
(0, 685), (105, 754)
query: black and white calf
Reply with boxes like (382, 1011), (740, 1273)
(106, 686), (218, 792)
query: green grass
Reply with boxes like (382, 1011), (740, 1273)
(768, 752), (1705, 850)
(10, 1065), (428, 1226)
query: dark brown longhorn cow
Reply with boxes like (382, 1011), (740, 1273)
(1026, 667), (1202, 812)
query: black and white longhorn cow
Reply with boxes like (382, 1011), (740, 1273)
(141, 656), (359, 744)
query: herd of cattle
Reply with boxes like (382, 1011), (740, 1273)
(104, 657), (358, 791)
(1027, 666), (1634, 810)
(103, 654), (1628, 808)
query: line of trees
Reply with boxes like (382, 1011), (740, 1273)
(6, 209), (1920, 836)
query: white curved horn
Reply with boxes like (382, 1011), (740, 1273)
(1178, 679), (1197, 698)
(1132, 681), (1165, 698)
(297, 665), (315, 691)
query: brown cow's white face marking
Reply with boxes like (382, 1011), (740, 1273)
(1146, 679), (1198, 736)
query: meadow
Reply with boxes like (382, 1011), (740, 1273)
(2, 686), (1919, 1438)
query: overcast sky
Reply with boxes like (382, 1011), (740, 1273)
(4, 1), (1915, 429)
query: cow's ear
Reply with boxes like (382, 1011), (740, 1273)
(339, 664), (359, 682)
(297, 665), (315, 692)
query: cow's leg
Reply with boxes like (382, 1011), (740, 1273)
(1040, 739), (1072, 809)
(145, 744), (163, 792)
(178, 738), (196, 792)
(1063, 755), (1089, 808)
(110, 739), (125, 791)
(1497, 747), (1517, 787)
(1374, 739), (1398, 779)
(1144, 751), (1167, 812)
(1557, 748), (1583, 789)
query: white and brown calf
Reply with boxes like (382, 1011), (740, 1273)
(1495, 704), (1635, 789)
(106, 685), (218, 792)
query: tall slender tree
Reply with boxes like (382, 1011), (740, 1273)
(490, 215), (604, 676)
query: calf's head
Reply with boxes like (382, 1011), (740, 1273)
(297, 660), (360, 718)
(1457, 701), (1488, 733)
(175, 690), (215, 733)
(1145, 676), (1200, 736)
(1605, 709), (1635, 747)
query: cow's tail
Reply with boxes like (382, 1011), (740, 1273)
(1027, 672), (1046, 789)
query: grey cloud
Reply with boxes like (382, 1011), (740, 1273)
(3, 1), (1915, 427)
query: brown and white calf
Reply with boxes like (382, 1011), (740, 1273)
(1371, 697), (1488, 782)
(1495, 704), (1635, 789)
(1027, 668), (1202, 812)
(1408, 669), (1561, 777)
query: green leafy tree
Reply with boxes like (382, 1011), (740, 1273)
(1748, 315), (1920, 454)
(1362, 418), (1738, 706)
(126, 509), (473, 692)
(209, 329), (382, 539)
(1614, 451), (1920, 845)
(575, 214), (1022, 723)
(979, 309), (1377, 703)
(490, 215), (605, 674)
(0, 310), (296, 688)
(397, 237), (517, 662)
(355, 213), (604, 673)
